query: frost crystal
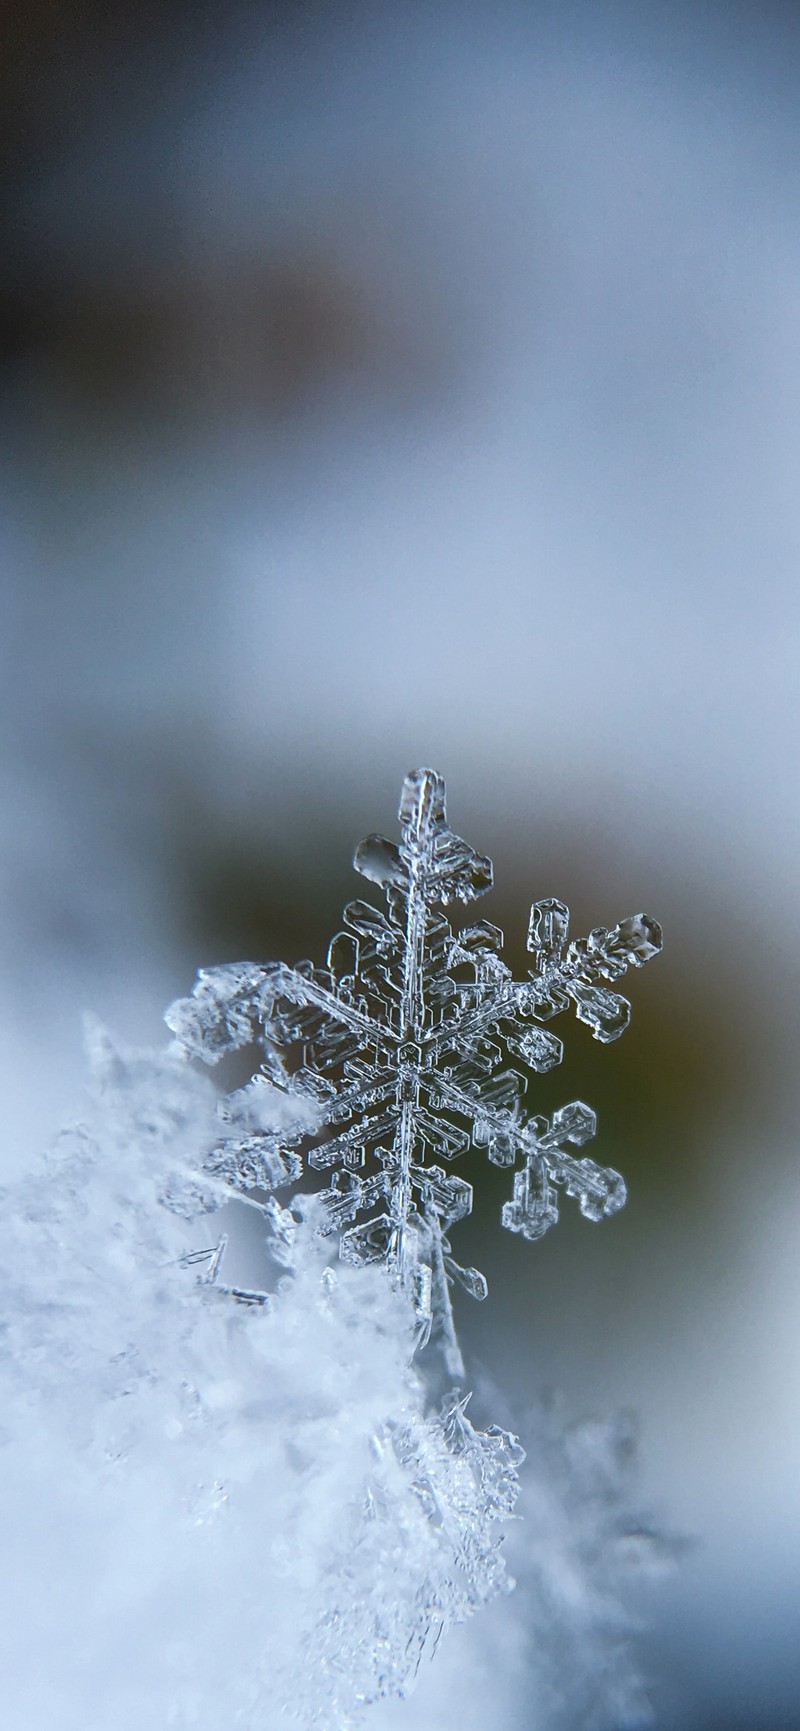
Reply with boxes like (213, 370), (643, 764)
(167, 769), (661, 1375)
(1, 771), (666, 1730)
(0, 1032), (526, 1729)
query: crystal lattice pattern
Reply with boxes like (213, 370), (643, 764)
(166, 770), (662, 1375)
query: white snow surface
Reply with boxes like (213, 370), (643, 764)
(0, 1026), (531, 1730)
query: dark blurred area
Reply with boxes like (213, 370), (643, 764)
(3, 1), (800, 1726)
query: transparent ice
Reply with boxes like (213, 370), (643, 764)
(167, 767), (662, 1376)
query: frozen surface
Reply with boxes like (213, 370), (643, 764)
(0, 1024), (523, 1729)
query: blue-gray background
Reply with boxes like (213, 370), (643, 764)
(3, 3), (799, 1725)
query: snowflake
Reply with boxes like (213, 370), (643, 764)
(166, 769), (661, 1375)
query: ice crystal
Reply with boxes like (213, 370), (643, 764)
(1, 772), (667, 1730)
(167, 768), (661, 1374)
(0, 1030), (525, 1729)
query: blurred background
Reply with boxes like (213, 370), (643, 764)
(3, 1), (800, 1725)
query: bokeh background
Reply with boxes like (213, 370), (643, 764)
(3, 2), (800, 1725)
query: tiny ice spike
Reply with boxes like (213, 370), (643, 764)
(166, 770), (662, 1376)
